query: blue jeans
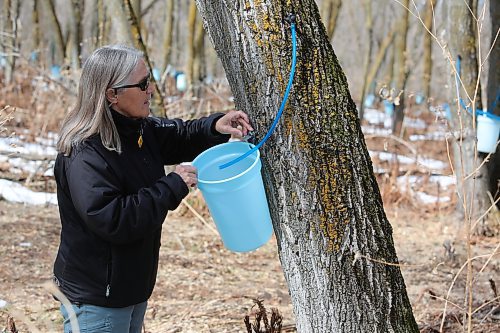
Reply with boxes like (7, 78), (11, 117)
(60, 301), (147, 333)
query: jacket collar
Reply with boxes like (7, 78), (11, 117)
(110, 109), (145, 137)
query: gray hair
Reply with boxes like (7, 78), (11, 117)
(57, 45), (143, 155)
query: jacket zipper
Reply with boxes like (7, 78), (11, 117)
(106, 249), (112, 298)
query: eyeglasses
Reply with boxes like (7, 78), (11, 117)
(113, 74), (150, 93)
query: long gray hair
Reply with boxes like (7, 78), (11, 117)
(57, 45), (143, 155)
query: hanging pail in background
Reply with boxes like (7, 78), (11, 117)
(383, 100), (394, 116)
(192, 141), (273, 252)
(476, 114), (500, 153)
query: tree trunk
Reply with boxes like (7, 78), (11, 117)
(447, 0), (491, 233)
(187, 0), (197, 87)
(1, 0), (21, 84)
(161, 0), (175, 73)
(358, 0), (373, 121)
(32, 0), (41, 64)
(196, 1), (419, 331)
(123, 0), (165, 116)
(422, 0), (438, 102)
(320, 0), (342, 41)
(68, 0), (83, 70)
(106, 0), (134, 44)
(41, 0), (66, 65)
(392, 0), (409, 137)
(97, 0), (107, 46)
(193, 15), (206, 84)
(365, 28), (396, 103)
(487, 0), (500, 207)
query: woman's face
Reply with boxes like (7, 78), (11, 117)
(112, 60), (153, 119)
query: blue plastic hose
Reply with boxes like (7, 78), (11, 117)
(219, 22), (297, 169)
(455, 56), (500, 122)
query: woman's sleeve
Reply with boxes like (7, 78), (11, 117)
(150, 113), (230, 164)
(66, 148), (189, 244)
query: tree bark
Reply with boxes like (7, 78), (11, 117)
(187, 0), (197, 87)
(447, 0), (491, 233)
(123, 0), (165, 116)
(487, 0), (500, 207)
(97, 0), (107, 46)
(32, 0), (41, 63)
(161, 0), (175, 73)
(320, 0), (342, 41)
(106, 0), (134, 44)
(41, 0), (66, 65)
(1, 0), (21, 84)
(422, 0), (438, 102)
(392, 0), (409, 136)
(358, 0), (373, 120)
(196, 1), (419, 331)
(68, 0), (83, 70)
(193, 15), (206, 84)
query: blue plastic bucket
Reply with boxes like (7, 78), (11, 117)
(477, 114), (500, 153)
(383, 100), (394, 116)
(192, 141), (273, 252)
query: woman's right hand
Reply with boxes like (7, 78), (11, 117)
(174, 164), (197, 188)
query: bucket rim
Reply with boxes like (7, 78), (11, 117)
(193, 142), (261, 184)
(477, 113), (500, 124)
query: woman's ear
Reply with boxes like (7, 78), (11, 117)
(105, 88), (117, 105)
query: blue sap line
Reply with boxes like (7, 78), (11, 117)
(219, 23), (297, 169)
(455, 56), (500, 122)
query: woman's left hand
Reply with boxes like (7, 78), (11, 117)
(215, 110), (254, 138)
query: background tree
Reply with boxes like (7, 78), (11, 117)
(1, 0), (21, 84)
(422, 0), (438, 102)
(391, 0), (410, 136)
(123, 0), (165, 116)
(161, 0), (175, 73)
(446, 0), (490, 234)
(40, 0), (65, 66)
(358, 0), (373, 120)
(320, 0), (342, 41)
(67, 0), (83, 70)
(487, 0), (500, 206)
(196, 0), (419, 331)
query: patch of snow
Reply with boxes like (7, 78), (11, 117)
(409, 132), (446, 141)
(403, 117), (427, 129)
(363, 108), (387, 125)
(0, 299), (7, 308)
(416, 192), (450, 204)
(361, 126), (392, 135)
(0, 179), (57, 205)
(372, 151), (448, 171)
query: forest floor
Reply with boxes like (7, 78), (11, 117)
(0, 199), (499, 333)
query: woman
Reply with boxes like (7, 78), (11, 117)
(52, 45), (253, 332)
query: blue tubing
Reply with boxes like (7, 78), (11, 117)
(219, 23), (297, 169)
(455, 56), (500, 122)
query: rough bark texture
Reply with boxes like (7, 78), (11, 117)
(447, 0), (490, 231)
(196, 1), (418, 332)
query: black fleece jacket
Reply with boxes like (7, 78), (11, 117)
(53, 110), (229, 308)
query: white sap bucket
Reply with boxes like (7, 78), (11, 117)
(476, 114), (500, 153)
